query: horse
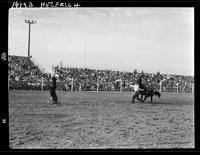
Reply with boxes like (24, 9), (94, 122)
(131, 83), (161, 103)
(139, 85), (161, 102)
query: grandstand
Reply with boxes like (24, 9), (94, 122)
(8, 55), (194, 93)
(8, 55), (50, 90)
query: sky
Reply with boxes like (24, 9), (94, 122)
(8, 7), (194, 76)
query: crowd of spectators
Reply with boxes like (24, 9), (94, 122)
(8, 55), (194, 93)
(54, 65), (194, 93)
(8, 55), (50, 90)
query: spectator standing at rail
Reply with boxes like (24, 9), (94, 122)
(49, 74), (60, 104)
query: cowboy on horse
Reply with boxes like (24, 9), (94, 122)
(137, 76), (146, 92)
(131, 75), (161, 103)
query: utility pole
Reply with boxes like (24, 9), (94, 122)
(25, 19), (37, 58)
(84, 40), (86, 68)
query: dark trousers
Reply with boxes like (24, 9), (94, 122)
(50, 88), (58, 103)
(139, 83), (145, 89)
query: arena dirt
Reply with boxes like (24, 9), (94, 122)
(9, 90), (194, 149)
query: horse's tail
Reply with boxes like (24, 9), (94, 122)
(154, 91), (161, 98)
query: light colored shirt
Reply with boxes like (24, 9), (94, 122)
(133, 84), (140, 92)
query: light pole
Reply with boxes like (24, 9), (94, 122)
(25, 19), (37, 58)
(84, 40), (87, 68)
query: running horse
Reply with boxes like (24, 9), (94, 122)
(132, 83), (161, 103)
(139, 84), (161, 102)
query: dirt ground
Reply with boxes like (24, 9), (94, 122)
(9, 90), (194, 149)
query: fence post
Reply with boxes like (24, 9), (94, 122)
(96, 79), (99, 92)
(120, 80), (122, 92)
(192, 83), (194, 94)
(79, 83), (81, 92)
(71, 78), (73, 92)
(8, 74), (10, 90)
(159, 81), (162, 92)
(176, 83), (179, 93)
(41, 77), (44, 91)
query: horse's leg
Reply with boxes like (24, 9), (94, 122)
(140, 94), (144, 102)
(140, 93), (143, 101)
(143, 96), (147, 102)
(150, 96), (153, 102)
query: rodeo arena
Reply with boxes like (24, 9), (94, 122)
(8, 7), (194, 150)
(8, 54), (194, 149)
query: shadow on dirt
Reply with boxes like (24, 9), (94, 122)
(136, 101), (193, 106)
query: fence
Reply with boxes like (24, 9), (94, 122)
(8, 79), (194, 93)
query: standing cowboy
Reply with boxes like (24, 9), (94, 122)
(131, 83), (140, 103)
(49, 74), (60, 104)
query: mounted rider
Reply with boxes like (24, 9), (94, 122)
(136, 75), (146, 93)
